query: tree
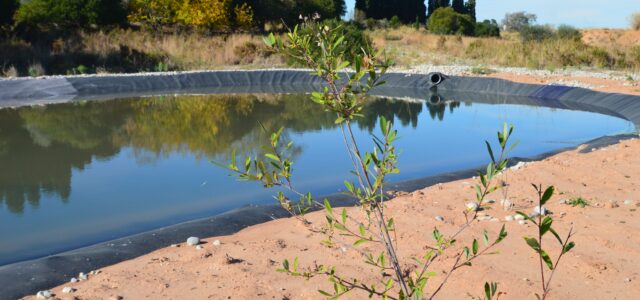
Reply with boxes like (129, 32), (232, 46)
(502, 11), (537, 32)
(0, 0), (19, 26)
(475, 19), (500, 37)
(427, 6), (474, 35)
(354, 0), (367, 20)
(465, 0), (476, 22)
(452, 0), (464, 14)
(428, 0), (450, 18)
(15, 0), (127, 27)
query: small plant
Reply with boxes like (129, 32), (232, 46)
(517, 185), (576, 300)
(67, 64), (88, 75)
(566, 197), (589, 208)
(389, 15), (401, 29)
(154, 62), (169, 72)
(470, 66), (496, 75)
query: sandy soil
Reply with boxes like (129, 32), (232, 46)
(489, 72), (640, 96)
(23, 131), (640, 299)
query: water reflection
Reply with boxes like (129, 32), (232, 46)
(0, 94), (454, 214)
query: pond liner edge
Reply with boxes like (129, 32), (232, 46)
(0, 133), (637, 300)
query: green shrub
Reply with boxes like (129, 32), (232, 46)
(519, 25), (554, 42)
(15, 0), (127, 27)
(475, 19), (500, 37)
(556, 24), (582, 41)
(0, 0), (19, 26)
(389, 15), (401, 29)
(631, 12), (640, 30)
(427, 7), (475, 36)
(288, 19), (370, 66)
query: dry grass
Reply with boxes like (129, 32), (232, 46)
(369, 26), (640, 71)
(2, 26), (640, 77)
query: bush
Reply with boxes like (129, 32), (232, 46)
(15, 0), (127, 27)
(427, 7), (475, 36)
(502, 11), (537, 32)
(389, 15), (401, 29)
(631, 12), (640, 30)
(556, 24), (582, 41)
(475, 19), (500, 37)
(289, 19), (370, 66)
(519, 25), (554, 42)
(0, 0), (19, 26)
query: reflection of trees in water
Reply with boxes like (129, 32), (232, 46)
(0, 94), (461, 214)
(427, 101), (461, 121)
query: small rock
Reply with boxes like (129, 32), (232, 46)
(504, 215), (514, 221)
(490, 218), (499, 222)
(518, 220), (527, 225)
(510, 161), (527, 171)
(485, 199), (496, 204)
(186, 236), (200, 246)
(70, 277), (78, 283)
(78, 272), (88, 281)
(514, 214), (525, 221)
(108, 296), (124, 300)
(435, 216), (445, 222)
(608, 201), (619, 209)
(624, 200), (634, 206)
(624, 277), (632, 283)
(559, 199), (567, 205)
(212, 240), (221, 247)
(532, 205), (548, 216)
(170, 244), (178, 248)
(466, 202), (480, 211)
(500, 199), (512, 210)
(62, 287), (75, 294)
(196, 245), (203, 250)
(36, 290), (52, 299)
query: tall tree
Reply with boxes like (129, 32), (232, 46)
(332, 0), (346, 18)
(354, 0), (367, 20)
(0, 0), (19, 26)
(465, 0), (476, 22)
(428, 0), (450, 18)
(451, 0), (464, 14)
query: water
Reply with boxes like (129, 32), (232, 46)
(0, 93), (635, 265)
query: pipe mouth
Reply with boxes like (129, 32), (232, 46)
(428, 94), (442, 105)
(429, 72), (443, 85)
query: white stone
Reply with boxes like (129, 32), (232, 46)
(504, 215), (514, 221)
(36, 290), (52, 299)
(70, 277), (78, 283)
(78, 272), (88, 281)
(435, 216), (445, 222)
(533, 205), (548, 216)
(186, 236), (200, 246)
(212, 240), (221, 246)
(559, 199), (567, 204)
(518, 220), (527, 225)
(466, 202), (480, 211)
(62, 287), (75, 294)
(514, 214), (525, 221)
(196, 245), (203, 250)
(624, 199), (634, 205)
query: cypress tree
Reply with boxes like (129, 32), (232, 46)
(332, 0), (346, 18)
(465, 0), (476, 22)
(355, 0), (367, 20)
(452, 0), (464, 13)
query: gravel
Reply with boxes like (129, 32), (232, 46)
(36, 290), (52, 299)
(212, 240), (221, 246)
(62, 287), (75, 294)
(78, 272), (88, 281)
(186, 236), (200, 246)
(435, 216), (445, 222)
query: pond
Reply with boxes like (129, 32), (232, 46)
(0, 93), (635, 265)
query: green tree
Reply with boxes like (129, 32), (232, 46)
(475, 19), (500, 37)
(452, 0), (465, 13)
(428, 6), (474, 35)
(0, 0), (19, 26)
(354, 0), (367, 20)
(15, 0), (127, 27)
(465, 0), (476, 22)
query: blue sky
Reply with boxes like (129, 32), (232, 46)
(344, 0), (640, 28)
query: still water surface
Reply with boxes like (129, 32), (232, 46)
(0, 93), (635, 265)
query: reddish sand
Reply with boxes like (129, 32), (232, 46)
(22, 138), (640, 299)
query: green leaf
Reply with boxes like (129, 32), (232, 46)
(485, 282), (491, 300)
(341, 208), (347, 224)
(524, 237), (541, 251)
(540, 249), (554, 270)
(359, 224), (366, 236)
(472, 239), (479, 255)
(540, 216), (553, 236)
(541, 186), (555, 205)
(282, 259), (290, 271)
(264, 153), (280, 162)
(563, 241), (576, 254)
(354, 239), (367, 246)
(483, 230), (489, 246)
(324, 199), (333, 215)
(496, 224), (508, 243)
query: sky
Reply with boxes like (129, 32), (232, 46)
(344, 0), (640, 28)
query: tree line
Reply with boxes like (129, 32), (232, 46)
(0, 0), (347, 31)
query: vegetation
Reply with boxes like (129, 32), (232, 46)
(474, 19), (500, 37)
(0, 0), (19, 28)
(631, 12), (640, 30)
(566, 197), (589, 208)
(502, 11), (537, 32)
(427, 7), (475, 36)
(15, 0), (127, 27)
